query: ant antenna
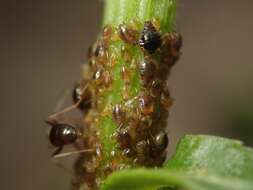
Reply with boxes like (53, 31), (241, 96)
(52, 149), (93, 159)
(46, 101), (82, 124)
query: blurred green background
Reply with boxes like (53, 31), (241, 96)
(0, 0), (252, 190)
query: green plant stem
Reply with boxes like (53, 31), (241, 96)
(72, 0), (178, 189)
(98, 0), (177, 168)
(103, 0), (176, 32)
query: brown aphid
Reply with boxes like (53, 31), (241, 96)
(161, 88), (173, 109)
(135, 140), (150, 163)
(112, 104), (125, 125)
(121, 46), (132, 62)
(138, 94), (154, 115)
(118, 23), (138, 45)
(139, 21), (161, 54)
(122, 86), (130, 100)
(93, 68), (104, 83)
(121, 66), (131, 85)
(139, 59), (157, 86)
(150, 79), (162, 97)
(161, 32), (182, 64)
(102, 70), (113, 87)
(92, 40), (108, 64)
(137, 116), (153, 134)
(102, 24), (113, 44)
(124, 118), (138, 140)
(152, 131), (169, 153)
(117, 128), (132, 149)
(168, 32), (182, 57)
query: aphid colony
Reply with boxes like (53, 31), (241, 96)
(47, 20), (182, 190)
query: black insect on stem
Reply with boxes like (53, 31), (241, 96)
(49, 123), (80, 156)
(139, 21), (161, 54)
(46, 101), (91, 158)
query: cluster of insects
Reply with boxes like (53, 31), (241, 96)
(46, 19), (182, 190)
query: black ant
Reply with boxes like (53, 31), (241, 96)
(46, 83), (93, 159)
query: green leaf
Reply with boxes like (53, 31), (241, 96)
(101, 135), (253, 190)
(165, 135), (253, 179)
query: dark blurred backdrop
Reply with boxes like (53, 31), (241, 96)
(1, 0), (253, 189)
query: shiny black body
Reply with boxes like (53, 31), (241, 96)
(49, 124), (78, 147)
(139, 21), (161, 53)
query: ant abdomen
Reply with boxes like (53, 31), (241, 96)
(49, 124), (79, 147)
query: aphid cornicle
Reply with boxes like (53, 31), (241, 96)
(139, 21), (161, 53)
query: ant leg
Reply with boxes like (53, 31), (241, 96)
(51, 148), (93, 174)
(52, 146), (63, 157)
(50, 146), (73, 174)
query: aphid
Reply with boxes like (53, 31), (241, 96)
(91, 40), (108, 64)
(138, 94), (154, 115)
(168, 32), (182, 58)
(121, 46), (132, 62)
(161, 32), (182, 65)
(121, 66), (131, 85)
(102, 25), (113, 44)
(139, 59), (156, 85)
(118, 23), (138, 44)
(102, 70), (113, 87)
(117, 128), (132, 149)
(139, 21), (161, 53)
(152, 131), (169, 153)
(135, 140), (150, 163)
(94, 41), (106, 58)
(93, 68), (103, 82)
(73, 82), (92, 110)
(161, 88), (173, 109)
(150, 79), (162, 97)
(112, 104), (125, 125)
